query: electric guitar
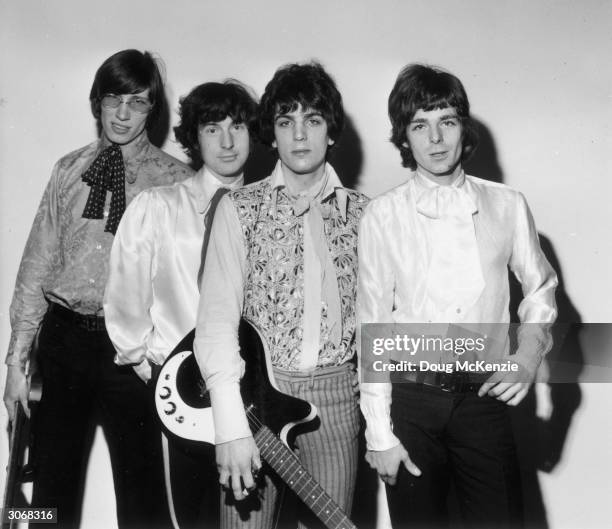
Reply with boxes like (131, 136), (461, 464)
(2, 369), (42, 528)
(154, 319), (357, 529)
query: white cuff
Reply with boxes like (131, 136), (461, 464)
(210, 383), (251, 444)
(364, 417), (401, 451)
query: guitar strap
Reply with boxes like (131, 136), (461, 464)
(197, 187), (230, 290)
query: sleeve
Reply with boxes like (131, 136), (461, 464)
(103, 190), (158, 374)
(6, 162), (63, 367)
(193, 195), (251, 444)
(356, 204), (401, 451)
(509, 192), (558, 375)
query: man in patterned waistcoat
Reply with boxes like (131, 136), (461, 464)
(194, 62), (369, 528)
(3, 49), (192, 528)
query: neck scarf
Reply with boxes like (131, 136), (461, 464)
(81, 144), (126, 234)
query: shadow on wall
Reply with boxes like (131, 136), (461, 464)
(471, 117), (583, 528)
(244, 142), (276, 184)
(329, 113), (364, 190)
(508, 236), (583, 529)
(464, 116), (503, 183)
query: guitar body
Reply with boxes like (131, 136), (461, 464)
(155, 319), (358, 529)
(2, 374), (42, 528)
(155, 319), (316, 448)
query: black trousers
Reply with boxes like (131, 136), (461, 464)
(164, 435), (219, 528)
(30, 306), (169, 529)
(386, 383), (523, 529)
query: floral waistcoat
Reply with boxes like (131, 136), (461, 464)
(228, 178), (369, 370)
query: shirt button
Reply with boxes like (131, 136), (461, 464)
(456, 308), (461, 314)
(96, 244), (102, 250)
(89, 279), (95, 284)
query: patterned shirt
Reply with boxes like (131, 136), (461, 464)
(7, 133), (193, 367)
(193, 161), (369, 443)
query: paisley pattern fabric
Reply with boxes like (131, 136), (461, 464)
(229, 178), (369, 370)
(7, 135), (193, 367)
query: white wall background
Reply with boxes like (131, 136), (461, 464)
(1, 0), (610, 527)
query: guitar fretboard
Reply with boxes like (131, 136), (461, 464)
(251, 423), (357, 529)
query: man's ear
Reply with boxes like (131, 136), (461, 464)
(327, 137), (335, 147)
(272, 140), (277, 149)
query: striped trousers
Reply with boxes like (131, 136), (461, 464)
(221, 363), (360, 529)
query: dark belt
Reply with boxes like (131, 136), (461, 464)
(400, 370), (483, 393)
(48, 302), (106, 332)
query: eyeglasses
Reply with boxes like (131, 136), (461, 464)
(100, 94), (153, 114)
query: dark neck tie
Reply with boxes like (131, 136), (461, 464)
(81, 144), (126, 234)
(197, 187), (230, 289)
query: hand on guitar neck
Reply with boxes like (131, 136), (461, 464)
(3, 366), (31, 422)
(216, 436), (262, 501)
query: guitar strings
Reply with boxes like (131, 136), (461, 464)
(244, 409), (354, 528)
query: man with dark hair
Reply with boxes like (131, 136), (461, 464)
(3, 49), (192, 528)
(105, 80), (257, 528)
(358, 63), (558, 528)
(194, 62), (368, 528)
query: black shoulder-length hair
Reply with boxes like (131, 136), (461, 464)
(388, 63), (478, 169)
(258, 61), (344, 149)
(89, 49), (167, 137)
(173, 80), (258, 170)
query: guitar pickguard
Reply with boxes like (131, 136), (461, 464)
(155, 350), (215, 444)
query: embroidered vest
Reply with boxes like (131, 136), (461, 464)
(229, 178), (369, 370)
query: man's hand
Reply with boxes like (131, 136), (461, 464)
(216, 436), (261, 501)
(478, 361), (534, 406)
(365, 443), (421, 486)
(3, 365), (30, 422)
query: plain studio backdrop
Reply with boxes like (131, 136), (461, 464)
(1, 1), (611, 528)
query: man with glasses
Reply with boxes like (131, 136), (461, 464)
(3, 49), (192, 528)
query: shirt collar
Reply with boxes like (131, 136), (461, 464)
(414, 169), (466, 191)
(100, 130), (150, 161)
(415, 169), (477, 204)
(270, 160), (348, 221)
(193, 167), (244, 213)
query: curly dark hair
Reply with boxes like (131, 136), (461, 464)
(258, 61), (344, 149)
(388, 63), (478, 169)
(173, 80), (258, 170)
(89, 49), (166, 137)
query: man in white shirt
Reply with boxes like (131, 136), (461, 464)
(358, 64), (558, 528)
(104, 81), (257, 528)
(194, 62), (369, 528)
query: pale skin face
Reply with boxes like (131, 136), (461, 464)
(272, 104), (334, 193)
(100, 89), (151, 146)
(405, 106), (463, 185)
(198, 116), (250, 183)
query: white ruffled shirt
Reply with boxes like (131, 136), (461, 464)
(357, 171), (558, 451)
(104, 167), (243, 381)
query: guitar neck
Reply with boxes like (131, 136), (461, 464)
(2, 403), (26, 519)
(252, 425), (357, 529)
